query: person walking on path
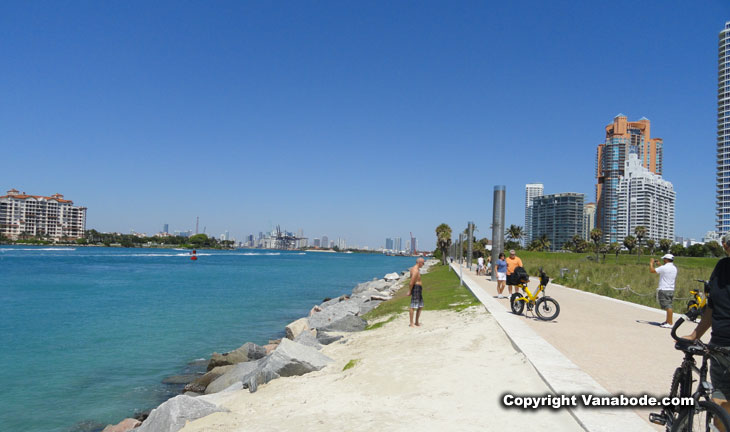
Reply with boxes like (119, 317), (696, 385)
(506, 249), (523, 296)
(495, 253), (508, 298)
(477, 255), (485, 275)
(408, 257), (425, 327)
(685, 234), (730, 416)
(650, 253), (677, 328)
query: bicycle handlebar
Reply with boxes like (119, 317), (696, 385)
(670, 318), (695, 344)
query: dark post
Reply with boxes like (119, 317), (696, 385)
(491, 186), (506, 281)
(467, 222), (474, 271)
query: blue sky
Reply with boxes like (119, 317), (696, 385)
(1, 1), (728, 250)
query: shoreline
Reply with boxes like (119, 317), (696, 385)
(97, 259), (435, 432)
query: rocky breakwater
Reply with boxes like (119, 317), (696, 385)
(103, 260), (437, 432)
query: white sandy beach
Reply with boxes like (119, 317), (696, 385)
(180, 307), (582, 432)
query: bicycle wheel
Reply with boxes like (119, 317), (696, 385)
(510, 293), (525, 315)
(535, 297), (560, 321)
(671, 400), (730, 432)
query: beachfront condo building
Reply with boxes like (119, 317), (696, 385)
(524, 183), (544, 245)
(0, 189), (87, 240)
(530, 193), (585, 251)
(616, 154), (675, 243)
(583, 202), (596, 241)
(596, 115), (663, 243)
(718, 22), (730, 234)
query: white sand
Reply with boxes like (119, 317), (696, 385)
(181, 308), (582, 432)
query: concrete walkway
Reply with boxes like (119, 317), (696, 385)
(449, 261), (704, 431)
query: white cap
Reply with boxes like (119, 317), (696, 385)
(662, 254), (674, 261)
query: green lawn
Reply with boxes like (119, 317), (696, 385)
(362, 263), (481, 325)
(487, 251), (718, 310)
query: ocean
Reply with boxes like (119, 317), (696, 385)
(0, 246), (414, 432)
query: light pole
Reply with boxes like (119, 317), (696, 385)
(491, 186), (506, 282)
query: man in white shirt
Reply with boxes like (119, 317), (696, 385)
(477, 256), (484, 275)
(650, 253), (678, 328)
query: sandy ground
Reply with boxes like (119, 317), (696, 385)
(181, 308), (582, 432)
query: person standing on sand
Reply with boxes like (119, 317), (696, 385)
(505, 249), (523, 296)
(408, 257), (425, 327)
(650, 253), (677, 328)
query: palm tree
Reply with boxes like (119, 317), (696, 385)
(435, 224), (452, 265)
(537, 234), (551, 252)
(590, 228), (602, 261)
(505, 225), (524, 244)
(610, 242), (622, 263)
(659, 238), (672, 254)
(634, 226), (647, 263)
(645, 239), (656, 256)
(623, 235), (637, 255)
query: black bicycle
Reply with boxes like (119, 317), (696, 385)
(649, 318), (730, 431)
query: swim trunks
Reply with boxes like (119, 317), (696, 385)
(410, 284), (424, 309)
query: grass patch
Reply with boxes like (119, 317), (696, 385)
(487, 251), (718, 310)
(362, 263), (481, 323)
(365, 315), (397, 330)
(343, 359), (359, 371)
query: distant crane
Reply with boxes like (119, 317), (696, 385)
(274, 225), (305, 250)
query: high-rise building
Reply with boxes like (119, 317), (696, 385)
(0, 189), (87, 240)
(394, 237), (402, 252)
(524, 183), (544, 244)
(583, 203), (596, 241)
(616, 154), (675, 243)
(596, 115), (663, 243)
(718, 22), (730, 234)
(163, 224), (169, 234)
(313, 238), (321, 247)
(321, 235), (329, 249)
(530, 193), (585, 251)
(411, 237), (418, 254)
(385, 238), (394, 250)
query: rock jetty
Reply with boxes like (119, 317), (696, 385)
(100, 259), (437, 432)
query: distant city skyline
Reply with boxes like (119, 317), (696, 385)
(2, 2), (729, 250)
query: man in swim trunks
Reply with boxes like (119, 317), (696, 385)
(408, 257), (425, 327)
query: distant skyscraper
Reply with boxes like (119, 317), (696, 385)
(524, 183), (544, 244)
(531, 193), (585, 251)
(718, 22), (730, 234)
(582, 203), (596, 241)
(394, 237), (402, 252)
(385, 238), (394, 250)
(163, 223), (169, 234)
(596, 115), (663, 243)
(224, 230), (230, 241)
(313, 238), (321, 247)
(411, 237), (417, 254)
(617, 154), (675, 243)
(321, 235), (329, 248)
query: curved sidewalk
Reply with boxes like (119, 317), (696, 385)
(450, 261), (689, 432)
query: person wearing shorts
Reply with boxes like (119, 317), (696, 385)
(496, 252), (507, 299)
(685, 233), (730, 417)
(650, 253), (677, 328)
(477, 255), (485, 275)
(408, 257), (425, 327)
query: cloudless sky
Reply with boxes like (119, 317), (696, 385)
(1, 1), (728, 250)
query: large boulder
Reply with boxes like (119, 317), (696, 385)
(285, 317), (310, 340)
(263, 338), (332, 377)
(352, 279), (388, 294)
(135, 395), (226, 432)
(358, 299), (383, 316)
(162, 374), (199, 385)
(294, 330), (322, 350)
(205, 359), (265, 394)
(320, 314), (367, 332)
(316, 331), (344, 345)
(184, 365), (234, 393)
(384, 272), (400, 281)
(319, 295), (349, 309)
(309, 300), (361, 329)
(102, 418), (141, 432)
(207, 342), (266, 371)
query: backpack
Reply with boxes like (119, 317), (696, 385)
(508, 266), (530, 285)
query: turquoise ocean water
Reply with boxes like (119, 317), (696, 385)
(0, 246), (414, 432)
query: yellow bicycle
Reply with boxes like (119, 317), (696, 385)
(685, 280), (709, 322)
(509, 268), (560, 321)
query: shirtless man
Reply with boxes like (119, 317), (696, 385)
(408, 257), (425, 327)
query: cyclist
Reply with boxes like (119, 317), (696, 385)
(684, 233), (730, 417)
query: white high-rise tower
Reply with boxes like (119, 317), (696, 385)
(524, 183), (544, 244)
(718, 22), (730, 234)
